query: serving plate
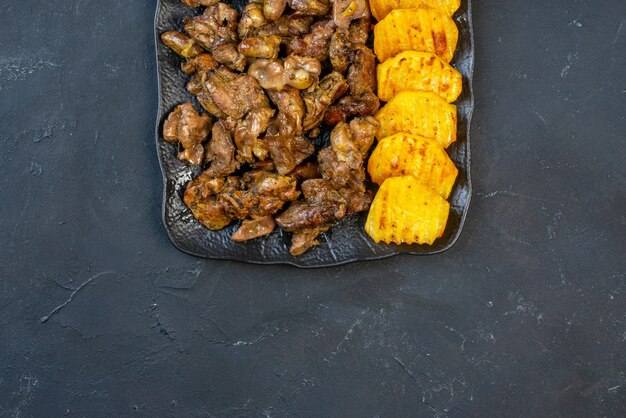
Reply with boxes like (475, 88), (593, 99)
(154, 0), (474, 267)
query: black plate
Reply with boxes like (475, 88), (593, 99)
(154, 0), (474, 267)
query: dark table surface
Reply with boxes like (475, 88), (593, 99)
(1, 1), (625, 417)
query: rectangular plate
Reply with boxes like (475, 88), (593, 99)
(154, 0), (474, 267)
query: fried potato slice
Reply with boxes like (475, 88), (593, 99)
(369, 0), (460, 21)
(368, 133), (458, 198)
(375, 91), (457, 148)
(373, 8), (458, 63)
(365, 176), (449, 245)
(377, 51), (463, 103)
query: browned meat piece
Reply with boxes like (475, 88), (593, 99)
(234, 107), (275, 163)
(329, 30), (351, 73)
(238, 35), (281, 59)
(284, 55), (322, 90)
(275, 178), (346, 232)
(186, 74), (204, 95)
(302, 71), (349, 131)
(231, 216), (276, 241)
(264, 0), (287, 21)
(324, 91), (380, 125)
(203, 3), (239, 31)
(245, 170), (300, 216)
(181, 0), (220, 7)
(318, 118), (379, 212)
(238, 1), (267, 39)
(265, 133), (315, 175)
(290, 226), (329, 255)
(349, 19), (370, 44)
(212, 44), (246, 71)
(183, 13), (233, 51)
(338, 187), (373, 212)
(333, 0), (370, 29)
(161, 31), (204, 58)
(257, 15), (314, 37)
(181, 53), (219, 75)
(197, 92), (228, 119)
(184, 4), (246, 71)
(325, 46), (379, 124)
(246, 170), (300, 196)
(248, 59), (285, 90)
(267, 87), (305, 133)
(163, 103), (213, 166)
(184, 175), (233, 230)
(290, 162), (320, 180)
(301, 178), (340, 201)
(204, 121), (240, 177)
(249, 56), (321, 91)
(287, 19), (336, 62)
(346, 45), (377, 95)
(328, 122), (362, 169)
(275, 199), (345, 232)
(317, 147), (352, 189)
(288, 0), (331, 16)
(348, 115), (379, 154)
(203, 68), (269, 120)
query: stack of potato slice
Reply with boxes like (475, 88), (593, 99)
(365, 1), (462, 245)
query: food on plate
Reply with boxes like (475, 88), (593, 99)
(368, 132), (458, 198)
(373, 8), (458, 62)
(365, 176), (450, 245)
(369, 0), (460, 22)
(377, 51), (463, 102)
(162, 103), (213, 166)
(375, 91), (457, 148)
(161, 0), (381, 255)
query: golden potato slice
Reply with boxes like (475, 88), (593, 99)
(368, 133), (458, 198)
(373, 8), (459, 63)
(365, 176), (450, 245)
(375, 91), (457, 148)
(370, 0), (460, 21)
(377, 51), (463, 103)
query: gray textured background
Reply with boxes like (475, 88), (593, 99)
(1, 0), (625, 417)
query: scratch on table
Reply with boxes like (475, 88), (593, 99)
(40, 271), (114, 323)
